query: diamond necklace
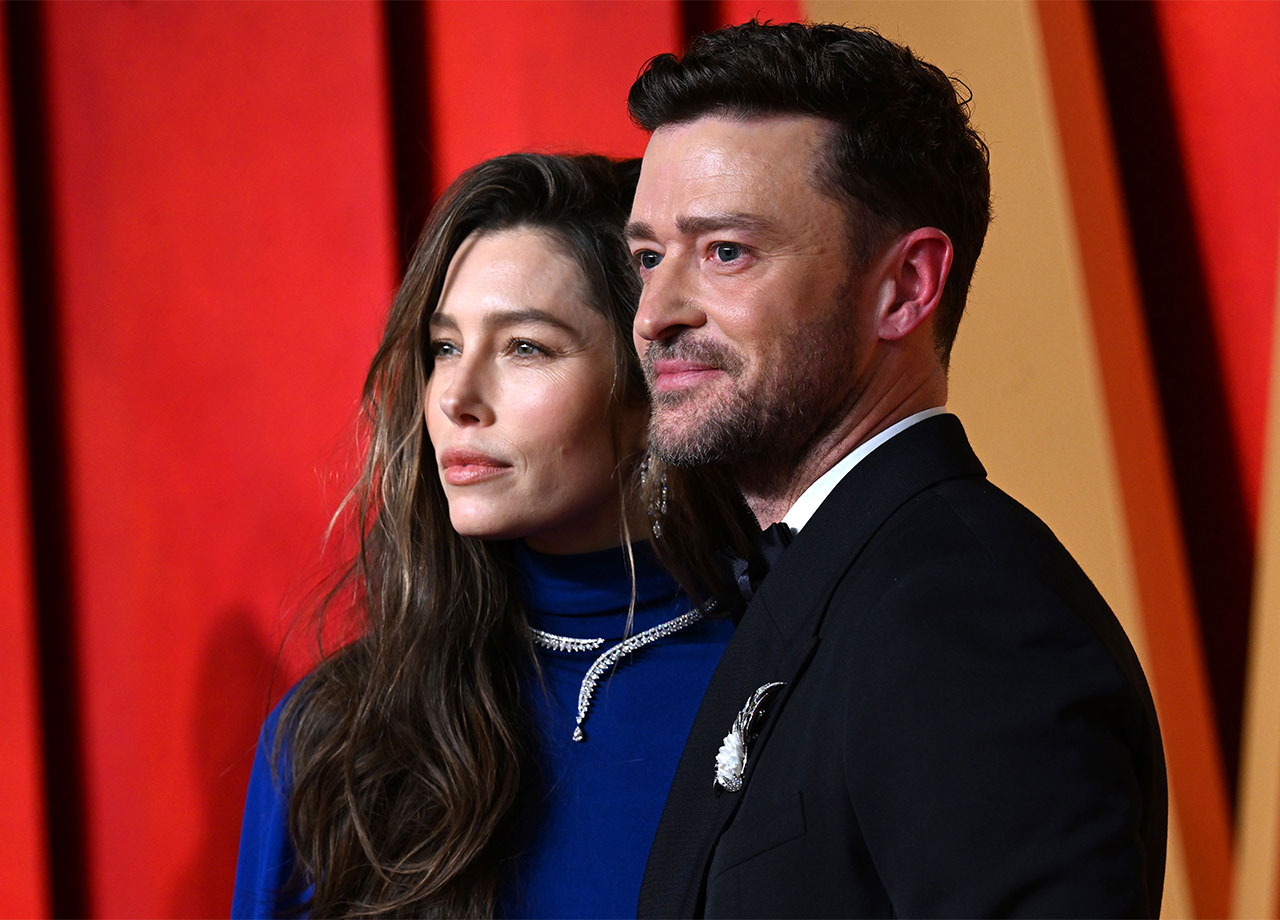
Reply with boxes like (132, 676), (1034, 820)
(530, 599), (716, 742)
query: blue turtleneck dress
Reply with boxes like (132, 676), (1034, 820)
(231, 541), (732, 919)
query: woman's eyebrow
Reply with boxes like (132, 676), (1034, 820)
(483, 308), (578, 333)
(428, 311), (458, 331)
(428, 308), (578, 335)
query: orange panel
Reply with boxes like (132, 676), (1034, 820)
(0, 5), (50, 915)
(1036, 2), (1232, 916)
(40, 2), (396, 915)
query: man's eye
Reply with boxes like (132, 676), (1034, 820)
(637, 251), (662, 270)
(712, 242), (742, 263)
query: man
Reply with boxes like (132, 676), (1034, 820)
(625, 21), (1166, 918)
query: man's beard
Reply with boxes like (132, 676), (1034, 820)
(644, 340), (759, 467)
(643, 304), (860, 472)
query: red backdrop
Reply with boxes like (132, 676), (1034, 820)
(11, 1), (1279, 917)
(1153, 0), (1280, 525)
(1, 5), (49, 916)
(38, 3), (396, 914)
(0, 1), (794, 916)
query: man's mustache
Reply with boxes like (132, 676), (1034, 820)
(642, 334), (745, 378)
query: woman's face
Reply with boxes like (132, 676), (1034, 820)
(425, 226), (645, 554)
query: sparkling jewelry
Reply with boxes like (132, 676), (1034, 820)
(529, 631), (604, 653)
(715, 681), (786, 792)
(530, 599), (716, 741)
(639, 455), (668, 539)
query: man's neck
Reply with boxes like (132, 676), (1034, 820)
(737, 374), (946, 526)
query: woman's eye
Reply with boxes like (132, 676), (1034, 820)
(431, 341), (459, 359)
(712, 242), (742, 263)
(511, 340), (543, 357)
(637, 250), (662, 270)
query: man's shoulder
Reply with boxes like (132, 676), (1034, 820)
(813, 472), (1154, 712)
(811, 420), (1099, 602)
(837, 474), (1111, 624)
(767, 414), (1131, 663)
(912, 474), (1091, 571)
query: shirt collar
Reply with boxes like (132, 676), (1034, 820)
(781, 407), (948, 535)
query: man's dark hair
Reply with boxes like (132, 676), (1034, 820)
(628, 20), (992, 362)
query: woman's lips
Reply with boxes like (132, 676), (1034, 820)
(651, 358), (722, 392)
(439, 449), (512, 485)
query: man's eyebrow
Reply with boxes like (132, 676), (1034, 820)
(624, 213), (777, 241)
(428, 308), (577, 335)
(624, 219), (655, 241)
(677, 213), (776, 236)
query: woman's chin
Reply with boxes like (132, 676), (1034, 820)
(448, 515), (516, 543)
(446, 503), (626, 554)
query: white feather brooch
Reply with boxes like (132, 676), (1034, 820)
(714, 681), (786, 792)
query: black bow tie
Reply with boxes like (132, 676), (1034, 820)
(723, 522), (794, 606)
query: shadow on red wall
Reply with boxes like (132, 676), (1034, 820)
(169, 608), (295, 918)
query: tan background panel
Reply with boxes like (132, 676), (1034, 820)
(806, 0), (1138, 656)
(806, 1), (1189, 914)
(1234, 243), (1280, 918)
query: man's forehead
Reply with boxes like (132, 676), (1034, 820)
(643, 113), (830, 171)
(630, 114), (831, 228)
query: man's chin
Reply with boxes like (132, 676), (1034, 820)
(650, 382), (699, 409)
(647, 407), (699, 464)
(649, 408), (749, 467)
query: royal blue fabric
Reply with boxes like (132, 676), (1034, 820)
(231, 541), (732, 919)
(231, 702), (308, 919)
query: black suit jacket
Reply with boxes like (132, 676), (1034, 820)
(639, 415), (1166, 918)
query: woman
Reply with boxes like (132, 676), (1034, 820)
(232, 153), (752, 918)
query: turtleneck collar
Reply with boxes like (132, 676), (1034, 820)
(514, 540), (680, 618)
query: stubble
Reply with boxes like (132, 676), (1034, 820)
(643, 279), (862, 484)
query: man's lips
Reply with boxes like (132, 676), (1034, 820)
(650, 358), (723, 392)
(439, 448), (512, 485)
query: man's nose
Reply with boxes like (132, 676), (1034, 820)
(633, 259), (706, 344)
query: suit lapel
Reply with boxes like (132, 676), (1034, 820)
(638, 590), (817, 916)
(638, 415), (986, 917)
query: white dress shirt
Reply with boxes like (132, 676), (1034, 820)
(781, 407), (948, 535)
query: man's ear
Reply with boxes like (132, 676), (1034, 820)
(874, 228), (953, 341)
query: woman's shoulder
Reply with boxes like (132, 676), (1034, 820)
(233, 677), (313, 918)
(263, 642), (371, 747)
(257, 676), (307, 749)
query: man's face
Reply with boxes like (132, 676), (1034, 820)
(627, 114), (872, 468)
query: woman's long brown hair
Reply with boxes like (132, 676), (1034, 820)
(276, 153), (753, 917)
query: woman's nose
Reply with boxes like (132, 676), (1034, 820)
(437, 358), (495, 427)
